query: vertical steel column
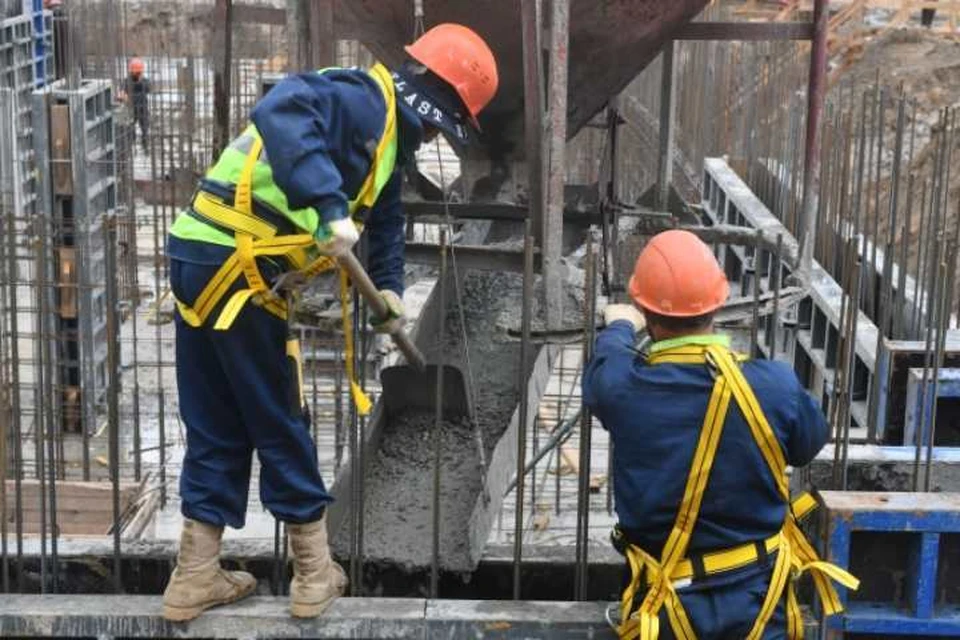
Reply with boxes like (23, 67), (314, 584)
(656, 40), (676, 212)
(287, 0), (335, 71)
(212, 0), (233, 161)
(521, 0), (545, 249)
(799, 0), (829, 280)
(544, 0), (569, 331)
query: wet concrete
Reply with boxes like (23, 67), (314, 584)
(344, 409), (482, 573)
(332, 269), (529, 573)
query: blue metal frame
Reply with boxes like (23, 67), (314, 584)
(904, 368), (960, 446)
(822, 491), (960, 636)
(31, 0), (46, 88)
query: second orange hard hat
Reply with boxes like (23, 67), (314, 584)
(628, 230), (729, 317)
(129, 58), (145, 75)
(405, 23), (498, 129)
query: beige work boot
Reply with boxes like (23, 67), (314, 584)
(162, 518), (257, 622)
(288, 516), (348, 618)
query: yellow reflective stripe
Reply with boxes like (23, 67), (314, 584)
(287, 338), (305, 407)
(671, 532), (781, 581)
(620, 374), (731, 640)
(214, 288), (258, 330)
(745, 536), (792, 640)
(648, 347), (748, 366)
(618, 341), (858, 640)
(193, 192), (277, 239)
(352, 63), (398, 213)
(175, 299), (203, 327)
(235, 135), (263, 215)
(707, 345), (789, 498)
(236, 235), (267, 293)
(340, 269), (372, 415)
(791, 491), (818, 520)
(190, 257), (244, 323)
(660, 377), (731, 567)
(786, 583), (804, 639)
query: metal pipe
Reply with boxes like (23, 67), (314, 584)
(831, 240), (855, 486)
(575, 235), (597, 601)
(544, 0), (569, 331)
(431, 228), (448, 598)
(750, 230), (762, 356)
(840, 248), (864, 490)
(913, 180), (930, 337)
(5, 213), (22, 590)
(105, 217), (122, 593)
(513, 221), (535, 600)
(895, 173), (915, 339)
(348, 274), (363, 594)
(799, 0), (830, 280)
(912, 237), (942, 491)
(770, 234), (783, 358)
(923, 244), (957, 491)
(657, 40), (676, 212)
(505, 408), (581, 496)
(870, 88), (885, 319)
(521, 0), (545, 249)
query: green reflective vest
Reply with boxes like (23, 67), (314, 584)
(170, 63), (398, 248)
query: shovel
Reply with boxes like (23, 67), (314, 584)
(337, 251), (472, 418)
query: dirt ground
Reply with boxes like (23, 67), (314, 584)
(828, 25), (960, 304)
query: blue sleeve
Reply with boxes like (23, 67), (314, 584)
(365, 171), (405, 296)
(582, 321), (638, 427)
(786, 383), (829, 467)
(251, 73), (376, 226)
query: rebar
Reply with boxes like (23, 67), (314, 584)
(513, 221), (534, 600)
(431, 227), (448, 598)
(575, 234), (597, 601)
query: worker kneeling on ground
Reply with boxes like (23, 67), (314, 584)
(163, 24), (498, 622)
(583, 230), (858, 639)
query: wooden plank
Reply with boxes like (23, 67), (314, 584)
(50, 104), (72, 196)
(820, 490), (960, 513)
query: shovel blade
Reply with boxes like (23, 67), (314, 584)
(380, 363), (471, 419)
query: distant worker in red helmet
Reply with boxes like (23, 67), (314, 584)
(162, 24), (498, 621)
(117, 57), (150, 153)
(583, 230), (857, 639)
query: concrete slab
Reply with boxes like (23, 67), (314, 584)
(0, 595), (617, 639)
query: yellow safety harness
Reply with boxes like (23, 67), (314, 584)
(616, 343), (859, 640)
(173, 65), (398, 416)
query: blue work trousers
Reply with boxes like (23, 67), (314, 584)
(630, 568), (787, 639)
(171, 257), (331, 528)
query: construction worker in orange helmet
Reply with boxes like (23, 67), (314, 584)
(118, 57), (150, 152)
(162, 25), (498, 621)
(584, 230), (856, 639)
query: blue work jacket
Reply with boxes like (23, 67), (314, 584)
(169, 67), (424, 296)
(583, 327), (829, 560)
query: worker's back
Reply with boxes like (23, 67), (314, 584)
(583, 328), (829, 565)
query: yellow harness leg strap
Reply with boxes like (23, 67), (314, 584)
(340, 269), (372, 416)
(617, 344), (858, 640)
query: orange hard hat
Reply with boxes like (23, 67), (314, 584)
(129, 58), (144, 75)
(628, 230), (729, 317)
(405, 23), (498, 128)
